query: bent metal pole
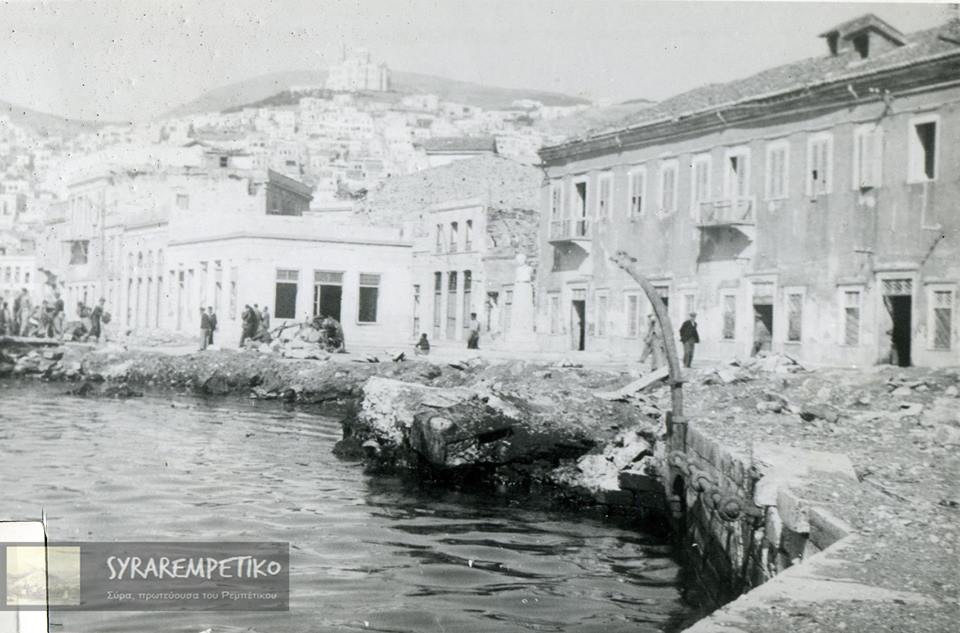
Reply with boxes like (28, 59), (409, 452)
(610, 250), (686, 446)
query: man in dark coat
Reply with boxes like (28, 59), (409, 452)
(207, 306), (217, 346)
(240, 305), (255, 347)
(679, 312), (700, 368)
(200, 307), (211, 350)
(86, 298), (105, 343)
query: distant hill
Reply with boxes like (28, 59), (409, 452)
(163, 69), (590, 118)
(535, 98), (657, 140)
(0, 100), (103, 138)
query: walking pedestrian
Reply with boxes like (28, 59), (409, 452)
(466, 312), (480, 349)
(207, 306), (217, 347)
(639, 314), (665, 371)
(679, 312), (700, 368)
(199, 307), (211, 351)
(258, 305), (270, 342)
(240, 305), (254, 347)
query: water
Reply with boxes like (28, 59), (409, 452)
(0, 381), (695, 633)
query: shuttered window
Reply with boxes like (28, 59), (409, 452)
(807, 134), (832, 195)
(844, 291), (860, 346)
(853, 125), (883, 189)
(765, 142), (789, 199)
(787, 293), (803, 342)
(628, 168), (646, 216)
(626, 293), (640, 338)
(722, 295), (736, 340)
(933, 290), (953, 350)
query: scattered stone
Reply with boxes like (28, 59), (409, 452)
(799, 403), (841, 424)
(945, 385), (959, 398)
(891, 385), (913, 397)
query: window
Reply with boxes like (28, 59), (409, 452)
(275, 269), (298, 319)
(572, 179), (588, 220)
(549, 182), (563, 218)
(653, 285), (670, 311)
(176, 193), (190, 209)
(853, 125), (883, 189)
(314, 271), (344, 320)
(690, 155), (711, 215)
(446, 271), (458, 338)
(626, 292), (641, 338)
(435, 224), (444, 253)
(724, 149), (751, 199)
(843, 290), (861, 346)
(628, 167), (646, 217)
(765, 141), (789, 200)
(214, 261), (223, 313)
(358, 273), (380, 323)
(199, 261), (208, 307)
(787, 293), (803, 342)
(465, 219), (473, 250)
(931, 288), (953, 350)
(461, 270), (472, 333)
(596, 172), (612, 219)
(722, 294), (736, 340)
(219, 156), (229, 168)
(595, 291), (608, 336)
(229, 266), (238, 319)
(807, 133), (833, 195)
(449, 221), (458, 252)
(659, 160), (678, 214)
(683, 293), (696, 319)
(909, 117), (938, 182)
(433, 272), (442, 338)
(69, 240), (89, 265)
(548, 292), (561, 335)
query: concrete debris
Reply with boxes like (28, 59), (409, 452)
(594, 366), (668, 401)
(799, 402), (841, 424)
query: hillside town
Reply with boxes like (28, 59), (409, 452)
(3, 16), (957, 369)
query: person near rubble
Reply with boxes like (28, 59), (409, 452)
(639, 314), (665, 371)
(257, 305), (271, 342)
(240, 304), (256, 347)
(17, 289), (32, 337)
(207, 306), (217, 347)
(85, 298), (106, 344)
(415, 333), (431, 356)
(466, 312), (480, 349)
(321, 315), (346, 353)
(679, 312), (700, 369)
(751, 311), (771, 357)
(198, 307), (212, 351)
(39, 300), (52, 337)
(52, 291), (65, 341)
(0, 300), (9, 335)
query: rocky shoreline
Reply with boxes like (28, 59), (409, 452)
(0, 341), (668, 513)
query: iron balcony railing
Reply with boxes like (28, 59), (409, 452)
(549, 218), (591, 241)
(698, 197), (755, 226)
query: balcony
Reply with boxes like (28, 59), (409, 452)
(548, 218), (591, 244)
(697, 197), (755, 228)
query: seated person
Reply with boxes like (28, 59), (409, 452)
(414, 333), (430, 356)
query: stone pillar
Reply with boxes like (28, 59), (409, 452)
(505, 254), (537, 350)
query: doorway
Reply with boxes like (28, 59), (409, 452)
(753, 303), (774, 354)
(886, 295), (912, 367)
(571, 299), (586, 351)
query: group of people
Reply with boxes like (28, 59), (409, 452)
(0, 289), (107, 343)
(199, 307), (219, 350)
(237, 304), (271, 348)
(640, 311), (701, 370)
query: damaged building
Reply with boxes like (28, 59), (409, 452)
(535, 14), (960, 367)
(364, 154), (541, 347)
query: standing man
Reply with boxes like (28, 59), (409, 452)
(466, 312), (480, 349)
(639, 314), (665, 371)
(52, 291), (65, 341)
(86, 298), (105, 344)
(240, 305), (253, 347)
(207, 306), (217, 347)
(199, 307), (211, 351)
(679, 312), (700, 369)
(17, 288), (32, 336)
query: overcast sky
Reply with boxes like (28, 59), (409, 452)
(0, 0), (950, 122)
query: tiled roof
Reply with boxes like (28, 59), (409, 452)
(422, 136), (497, 153)
(572, 18), (960, 142)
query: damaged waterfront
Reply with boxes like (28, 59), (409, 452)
(2, 340), (959, 632)
(0, 377), (704, 633)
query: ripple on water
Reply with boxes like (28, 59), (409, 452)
(0, 381), (696, 633)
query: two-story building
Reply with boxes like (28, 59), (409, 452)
(536, 14), (960, 367)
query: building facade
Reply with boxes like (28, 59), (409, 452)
(536, 15), (960, 367)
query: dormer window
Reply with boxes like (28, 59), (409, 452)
(852, 33), (869, 58)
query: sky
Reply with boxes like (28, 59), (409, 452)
(0, 0), (951, 122)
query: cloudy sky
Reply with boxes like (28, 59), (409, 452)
(0, 0), (949, 122)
